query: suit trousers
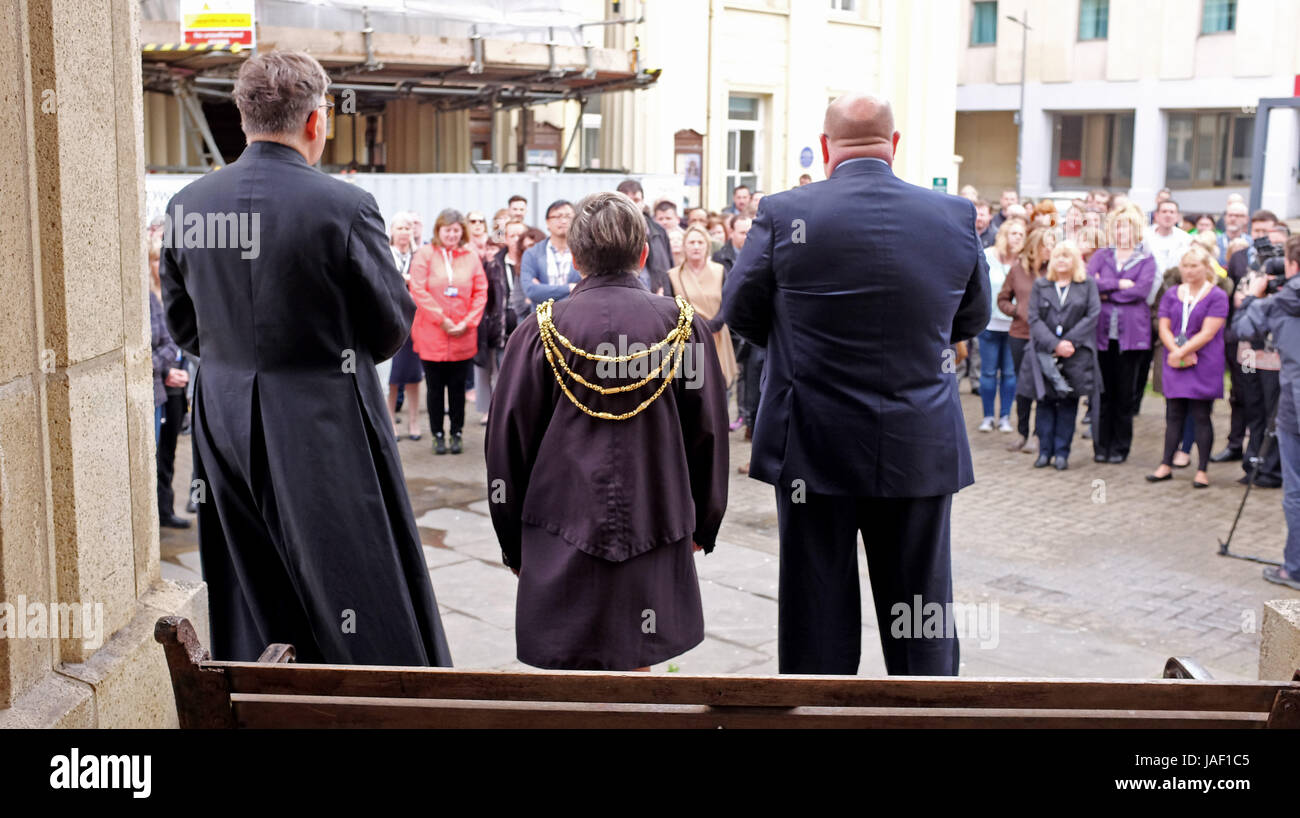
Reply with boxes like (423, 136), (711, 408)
(775, 488), (959, 676)
(1240, 368), (1282, 484)
(1226, 343), (1247, 450)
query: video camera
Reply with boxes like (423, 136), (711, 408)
(1252, 236), (1287, 295)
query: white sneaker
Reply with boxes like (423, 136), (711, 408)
(978, 417), (995, 433)
(998, 417), (1014, 433)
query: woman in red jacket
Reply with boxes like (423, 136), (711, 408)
(410, 208), (489, 455)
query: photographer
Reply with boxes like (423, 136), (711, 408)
(1214, 211), (1285, 487)
(1232, 233), (1300, 590)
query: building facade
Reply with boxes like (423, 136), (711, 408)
(956, 0), (1300, 217)
(598, 0), (962, 209)
(140, 0), (962, 213)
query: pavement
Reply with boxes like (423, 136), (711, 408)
(160, 383), (1297, 680)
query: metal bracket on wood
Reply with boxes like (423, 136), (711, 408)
(1266, 688), (1300, 728)
(468, 24), (484, 75)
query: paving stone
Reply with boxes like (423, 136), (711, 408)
(439, 611), (517, 670)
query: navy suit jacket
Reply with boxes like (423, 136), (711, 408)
(521, 239), (582, 308)
(723, 158), (991, 498)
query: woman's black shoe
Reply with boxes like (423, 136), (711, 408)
(1192, 480), (1210, 489)
(434, 433), (447, 455)
(1034, 454), (1052, 468)
(450, 433), (463, 455)
(1145, 472), (1173, 482)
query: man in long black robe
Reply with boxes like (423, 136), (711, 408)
(160, 51), (451, 666)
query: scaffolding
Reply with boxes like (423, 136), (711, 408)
(140, 0), (658, 172)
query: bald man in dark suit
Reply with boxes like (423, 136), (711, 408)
(724, 94), (990, 676)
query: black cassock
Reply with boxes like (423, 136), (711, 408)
(160, 141), (452, 666)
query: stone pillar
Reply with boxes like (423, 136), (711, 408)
(1259, 600), (1300, 682)
(0, 0), (207, 729)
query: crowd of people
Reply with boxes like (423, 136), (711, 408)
(370, 181), (772, 470)
(958, 183), (1291, 497)
(151, 51), (1299, 680)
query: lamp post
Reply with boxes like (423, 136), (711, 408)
(1006, 11), (1031, 201)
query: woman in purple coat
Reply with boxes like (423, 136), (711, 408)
(1146, 244), (1230, 488)
(1088, 207), (1158, 464)
(486, 192), (729, 671)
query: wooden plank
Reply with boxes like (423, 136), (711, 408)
(230, 695), (1268, 730)
(218, 664), (1293, 713)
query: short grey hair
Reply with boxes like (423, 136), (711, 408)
(233, 51), (330, 137)
(569, 192), (646, 276)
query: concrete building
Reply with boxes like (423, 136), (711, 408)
(600, 0), (962, 209)
(955, 0), (1300, 217)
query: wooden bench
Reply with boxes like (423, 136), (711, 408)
(156, 617), (1300, 729)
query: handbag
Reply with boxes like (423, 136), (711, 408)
(1037, 350), (1074, 399)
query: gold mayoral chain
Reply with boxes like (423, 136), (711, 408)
(535, 295), (695, 421)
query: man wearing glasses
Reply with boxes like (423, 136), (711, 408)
(159, 51), (452, 668)
(521, 200), (580, 312)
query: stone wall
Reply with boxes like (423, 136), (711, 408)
(0, 0), (206, 729)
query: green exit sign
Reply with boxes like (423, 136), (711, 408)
(932, 177), (948, 192)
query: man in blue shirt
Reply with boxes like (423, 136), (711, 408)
(520, 200), (580, 312)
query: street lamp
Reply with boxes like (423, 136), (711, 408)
(1006, 11), (1031, 201)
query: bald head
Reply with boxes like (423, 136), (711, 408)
(821, 93), (900, 176)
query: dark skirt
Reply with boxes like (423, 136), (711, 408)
(515, 524), (704, 671)
(388, 335), (424, 385)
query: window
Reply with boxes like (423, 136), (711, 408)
(726, 94), (762, 203)
(1079, 0), (1108, 40)
(971, 1), (997, 45)
(1202, 0), (1235, 34)
(1165, 111), (1254, 188)
(1051, 112), (1134, 189)
(830, 0), (856, 9)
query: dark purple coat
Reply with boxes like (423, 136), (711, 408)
(1088, 247), (1158, 351)
(485, 273), (729, 570)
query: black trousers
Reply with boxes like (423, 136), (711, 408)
(1095, 340), (1144, 459)
(1225, 343), (1246, 450)
(1133, 346), (1155, 416)
(1240, 368), (1282, 483)
(422, 359), (472, 436)
(1008, 336), (1033, 438)
(1162, 398), (1213, 471)
(156, 389), (188, 519)
(739, 346), (765, 429)
(775, 488), (959, 676)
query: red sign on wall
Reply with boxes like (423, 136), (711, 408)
(1058, 159), (1082, 178)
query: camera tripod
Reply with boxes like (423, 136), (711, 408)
(1217, 392), (1283, 566)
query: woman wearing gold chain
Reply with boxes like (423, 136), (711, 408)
(486, 192), (730, 671)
